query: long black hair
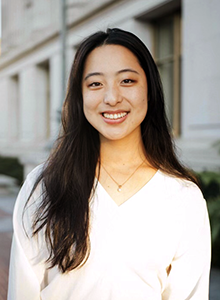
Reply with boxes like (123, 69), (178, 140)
(28, 28), (197, 273)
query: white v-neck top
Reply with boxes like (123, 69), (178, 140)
(8, 165), (211, 300)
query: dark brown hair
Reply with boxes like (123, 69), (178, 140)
(28, 28), (197, 273)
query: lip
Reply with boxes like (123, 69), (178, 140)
(101, 110), (129, 124)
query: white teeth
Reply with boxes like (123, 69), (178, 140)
(103, 112), (127, 120)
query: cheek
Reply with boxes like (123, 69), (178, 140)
(83, 94), (99, 125)
(82, 96), (92, 120)
(143, 97), (148, 110)
(83, 90), (104, 120)
(138, 91), (148, 110)
(83, 93), (93, 111)
(141, 101), (148, 120)
(139, 95), (148, 120)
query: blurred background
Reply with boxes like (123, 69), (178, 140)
(0, 0), (220, 299)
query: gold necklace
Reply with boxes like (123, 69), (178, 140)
(101, 161), (144, 192)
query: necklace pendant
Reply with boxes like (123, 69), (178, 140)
(117, 185), (122, 192)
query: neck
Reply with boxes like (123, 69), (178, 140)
(100, 131), (146, 167)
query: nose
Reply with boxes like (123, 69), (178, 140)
(103, 84), (122, 106)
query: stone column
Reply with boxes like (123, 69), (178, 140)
(35, 63), (50, 141)
(49, 53), (62, 140)
(19, 66), (38, 143)
(66, 46), (75, 77)
(0, 78), (10, 145)
(8, 75), (19, 141)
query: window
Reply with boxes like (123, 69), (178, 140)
(154, 12), (181, 135)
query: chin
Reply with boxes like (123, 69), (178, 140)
(100, 133), (128, 142)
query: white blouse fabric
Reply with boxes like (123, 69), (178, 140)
(8, 165), (211, 300)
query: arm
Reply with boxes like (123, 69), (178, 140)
(162, 185), (211, 300)
(7, 167), (46, 300)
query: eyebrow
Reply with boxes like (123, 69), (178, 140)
(84, 72), (104, 81)
(117, 68), (139, 75)
(84, 68), (140, 81)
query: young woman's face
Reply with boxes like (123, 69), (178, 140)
(82, 44), (148, 142)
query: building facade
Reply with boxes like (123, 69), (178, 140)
(0, 0), (220, 176)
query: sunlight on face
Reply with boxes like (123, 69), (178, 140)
(82, 45), (148, 142)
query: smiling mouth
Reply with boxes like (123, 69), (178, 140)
(102, 112), (128, 120)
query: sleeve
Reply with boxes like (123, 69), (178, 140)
(162, 184), (211, 300)
(7, 167), (46, 300)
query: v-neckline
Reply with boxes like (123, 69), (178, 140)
(96, 169), (160, 208)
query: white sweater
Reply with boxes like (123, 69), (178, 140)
(8, 166), (211, 300)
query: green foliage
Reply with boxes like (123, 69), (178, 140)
(196, 171), (220, 268)
(0, 155), (24, 185)
(196, 171), (220, 200)
(207, 198), (220, 242)
(206, 197), (220, 268)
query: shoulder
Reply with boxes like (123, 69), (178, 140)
(157, 171), (207, 218)
(13, 163), (45, 228)
(12, 164), (49, 267)
(25, 163), (45, 187)
(20, 163), (45, 205)
(158, 170), (203, 199)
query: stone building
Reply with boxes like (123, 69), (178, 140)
(0, 0), (220, 176)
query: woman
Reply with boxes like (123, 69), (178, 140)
(8, 28), (211, 300)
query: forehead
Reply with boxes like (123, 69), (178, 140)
(83, 44), (141, 73)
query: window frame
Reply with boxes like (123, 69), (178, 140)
(153, 12), (181, 136)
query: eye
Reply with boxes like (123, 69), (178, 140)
(88, 82), (102, 87)
(121, 79), (135, 84)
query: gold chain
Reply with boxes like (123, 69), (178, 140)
(101, 161), (144, 192)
